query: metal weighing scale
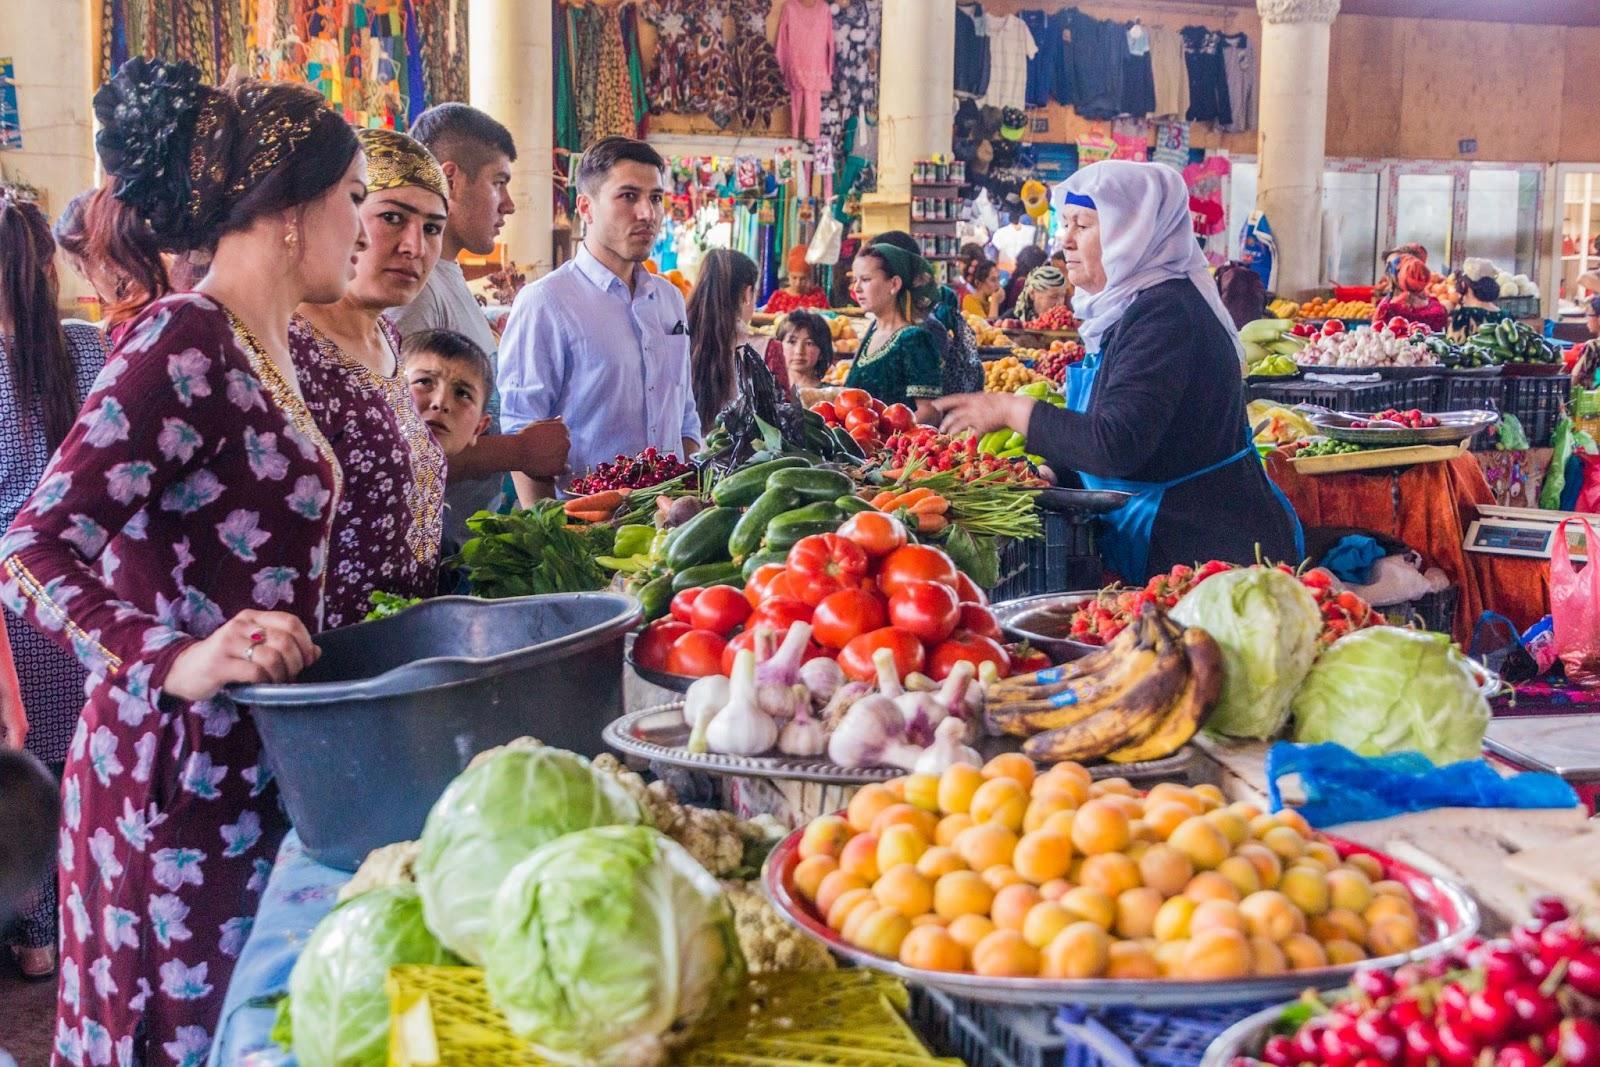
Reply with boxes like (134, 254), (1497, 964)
(1483, 715), (1600, 814)
(1463, 505), (1589, 562)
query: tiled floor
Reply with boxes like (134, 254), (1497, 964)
(0, 955), (55, 1067)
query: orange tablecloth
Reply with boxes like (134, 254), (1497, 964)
(1267, 453), (1550, 644)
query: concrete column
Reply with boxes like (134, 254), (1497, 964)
(862, 0), (956, 236)
(469, 0), (555, 276)
(1255, 0), (1340, 298)
(0, 0), (97, 306)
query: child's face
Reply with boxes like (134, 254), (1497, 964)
(782, 329), (823, 381)
(406, 353), (491, 458)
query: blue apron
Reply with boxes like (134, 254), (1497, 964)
(1063, 352), (1304, 583)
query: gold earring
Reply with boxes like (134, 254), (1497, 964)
(284, 225), (299, 251)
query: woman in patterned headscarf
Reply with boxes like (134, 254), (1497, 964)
(0, 59), (363, 1062)
(291, 128), (450, 628)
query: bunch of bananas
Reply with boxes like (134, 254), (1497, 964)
(1240, 318), (1308, 375)
(984, 355), (1048, 392)
(1463, 320), (1558, 366)
(1267, 297), (1301, 319)
(983, 605), (1224, 764)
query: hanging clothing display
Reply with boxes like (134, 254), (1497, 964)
(1019, 9), (1055, 109)
(727, 6), (788, 130)
(953, 3), (991, 100)
(821, 0), (881, 149)
(1119, 22), (1156, 117)
(1181, 25), (1232, 127)
(640, 0), (736, 125)
(1220, 33), (1256, 132)
(978, 14), (1037, 111)
(1147, 24), (1190, 120)
(777, 0), (836, 141)
(571, 2), (640, 145)
(1068, 11), (1124, 121)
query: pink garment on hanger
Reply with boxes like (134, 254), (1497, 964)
(776, 0), (835, 141)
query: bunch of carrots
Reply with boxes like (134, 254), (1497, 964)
(562, 488), (629, 524)
(866, 486), (950, 534)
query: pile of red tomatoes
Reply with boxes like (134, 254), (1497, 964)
(634, 511), (1045, 682)
(813, 389), (916, 454)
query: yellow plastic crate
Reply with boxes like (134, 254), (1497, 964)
(385, 966), (960, 1066)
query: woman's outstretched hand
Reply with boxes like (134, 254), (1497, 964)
(933, 391), (1035, 439)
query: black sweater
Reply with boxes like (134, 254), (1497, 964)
(1026, 278), (1300, 577)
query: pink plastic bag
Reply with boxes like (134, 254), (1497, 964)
(1551, 517), (1600, 687)
(1576, 452), (1600, 515)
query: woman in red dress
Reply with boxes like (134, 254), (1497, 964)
(292, 129), (449, 628)
(1372, 254), (1447, 333)
(761, 245), (831, 314)
(0, 59), (365, 1066)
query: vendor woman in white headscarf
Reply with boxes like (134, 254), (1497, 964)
(934, 161), (1303, 582)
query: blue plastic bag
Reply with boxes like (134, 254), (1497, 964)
(1265, 741), (1578, 828)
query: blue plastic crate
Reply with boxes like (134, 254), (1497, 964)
(909, 988), (1274, 1067)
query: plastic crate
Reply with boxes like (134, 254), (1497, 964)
(1246, 378), (1402, 411)
(1502, 374), (1570, 446)
(909, 988), (1276, 1067)
(910, 988), (1061, 1067)
(1499, 294), (1540, 318)
(990, 507), (1101, 602)
(1383, 585), (1460, 634)
(1389, 376), (1444, 411)
(1441, 374), (1505, 412)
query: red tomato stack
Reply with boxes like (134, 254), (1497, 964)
(633, 511), (1027, 683)
(812, 389), (916, 454)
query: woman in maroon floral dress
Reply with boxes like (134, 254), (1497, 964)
(0, 59), (366, 1066)
(293, 128), (449, 628)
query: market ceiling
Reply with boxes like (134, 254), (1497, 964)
(1186, 0), (1600, 26)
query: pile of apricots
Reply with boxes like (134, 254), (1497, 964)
(790, 756), (1429, 981)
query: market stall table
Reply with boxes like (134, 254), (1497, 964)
(206, 833), (348, 1067)
(1266, 452), (1549, 642)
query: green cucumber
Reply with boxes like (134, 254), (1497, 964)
(671, 561), (744, 592)
(637, 572), (674, 620)
(710, 457), (810, 508)
(830, 426), (867, 460)
(764, 501), (846, 551)
(766, 466), (854, 502)
(729, 486), (803, 559)
(663, 506), (740, 569)
(741, 550), (788, 579)
(834, 495), (875, 516)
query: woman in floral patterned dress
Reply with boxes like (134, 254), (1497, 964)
(0, 59), (365, 1066)
(292, 128), (449, 629)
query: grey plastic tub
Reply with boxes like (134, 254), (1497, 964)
(230, 592), (641, 870)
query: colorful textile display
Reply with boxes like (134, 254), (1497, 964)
(100, 0), (468, 130)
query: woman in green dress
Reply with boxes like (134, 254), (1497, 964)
(845, 242), (945, 421)
(1447, 258), (1513, 342)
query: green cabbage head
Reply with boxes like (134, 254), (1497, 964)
(1170, 566), (1322, 739)
(1291, 626), (1491, 764)
(482, 824), (746, 1066)
(287, 884), (460, 1067)
(414, 746), (643, 963)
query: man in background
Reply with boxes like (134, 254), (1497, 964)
(392, 103), (569, 539)
(498, 136), (700, 503)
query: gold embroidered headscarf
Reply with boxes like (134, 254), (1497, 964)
(357, 128), (449, 210)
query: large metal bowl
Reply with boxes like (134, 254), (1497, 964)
(992, 590), (1103, 662)
(765, 827), (1478, 1007)
(1311, 408), (1499, 446)
(1200, 1003), (1293, 1066)
(230, 593), (641, 870)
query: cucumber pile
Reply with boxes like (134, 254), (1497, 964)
(629, 457), (870, 620)
(1461, 320), (1559, 367)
